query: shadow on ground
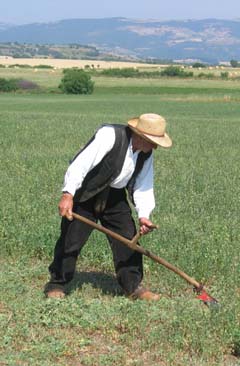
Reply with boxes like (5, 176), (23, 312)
(67, 271), (123, 296)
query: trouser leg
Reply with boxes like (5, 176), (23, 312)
(100, 188), (143, 295)
(46, 201), (96, 292)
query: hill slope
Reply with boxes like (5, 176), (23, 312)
(0, 18), (240, 63)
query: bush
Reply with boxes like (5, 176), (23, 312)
(98, 67), (196, 79)
(8, 64), (31, 69)
(220, 72), (229, 79)
(0, 78), (19, 92)
(0, 77), (40, 92)
(230, 59), (239, 68)
(59, 68), (94, 94)
(101, 67), (140, 78)
(198, 72), (215, 79)
(160, 66), (193, 78)
(35, 64), (54, 69)
(192, 62), (207, 68)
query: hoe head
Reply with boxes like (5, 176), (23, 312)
(194, 286), (219, 307)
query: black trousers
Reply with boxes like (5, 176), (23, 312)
(47, 188), (143, 295)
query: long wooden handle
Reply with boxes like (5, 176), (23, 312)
(72, 212), (141, 245)
(72, 212), (201, 289)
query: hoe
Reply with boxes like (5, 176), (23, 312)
(72, 212), (218, 307)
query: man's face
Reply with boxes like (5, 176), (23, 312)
(132, 133), (158, 153)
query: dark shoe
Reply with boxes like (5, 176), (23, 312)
(45, 288), (65, 299)
(128, 286), (160, 301)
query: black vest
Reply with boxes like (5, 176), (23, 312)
(73, 124), (152, 206)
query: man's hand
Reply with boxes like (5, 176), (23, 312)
(58, 192), (73, 220)
(139, 217), (155, 235)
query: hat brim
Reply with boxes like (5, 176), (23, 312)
(128, 118), (172, 148)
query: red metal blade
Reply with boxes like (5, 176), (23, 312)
(196, 289), (218, 306)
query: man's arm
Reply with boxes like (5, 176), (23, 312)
(133, 154), (156, 234)
(59, 126), (115, 219)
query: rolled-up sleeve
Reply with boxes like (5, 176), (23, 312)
(133, 154), (155, 219)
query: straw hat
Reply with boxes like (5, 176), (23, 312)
(128, 113), (172, 148)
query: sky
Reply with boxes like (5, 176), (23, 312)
(0, 0), (240, 25)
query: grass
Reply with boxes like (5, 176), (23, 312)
(0, 69), (240, 365)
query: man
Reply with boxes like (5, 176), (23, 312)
(45, 113), (172, 300)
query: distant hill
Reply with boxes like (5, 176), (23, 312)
(0, 43), (101, 60)
(0, 17), (240, 63)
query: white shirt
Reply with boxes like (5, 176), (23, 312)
(63, 125), (155, 218)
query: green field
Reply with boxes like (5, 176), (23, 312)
(0, 69), (240, 365)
